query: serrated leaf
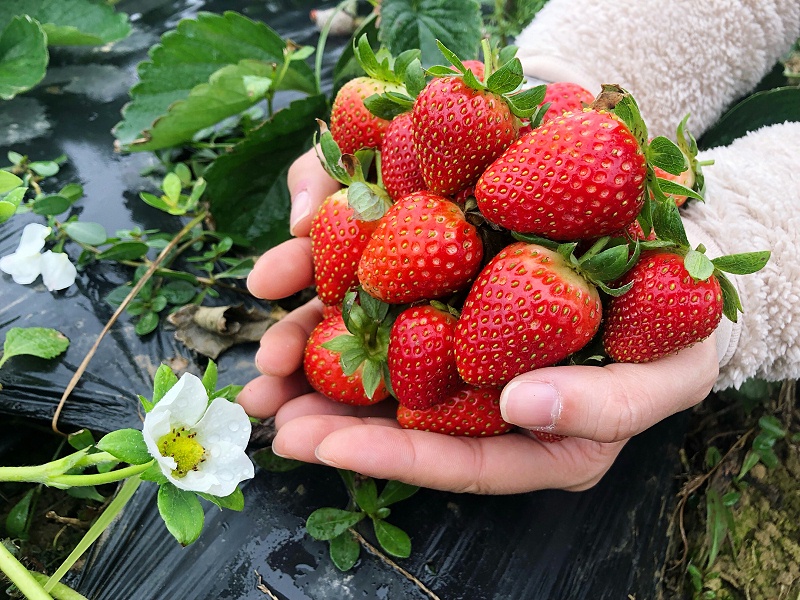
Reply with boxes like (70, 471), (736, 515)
(0, 16), (48, 100)
(711, 251), (770, 275)
(716, 272), (741, 323)
(306, 508), (365, 541)
(0, 327), (69, 370)
(157, 483), (204, 546)
(355, 34), (395, 82)
(647, 136), (686, 176)
(329, 530), (360, 571)
(373, 519), (411, 558)
(486, 58), (523, 95)
(580, 244), (630, 282)
(64, 221), (107, 246)
(394, 49), (421, 80)
(378, 0), (482, 67)
(504, 84), (546, 118)
(651, 198), (689, 248)
(683, 249), (715, 281)
(377, 480), (419, 508)
(97, 429), (152, 465)
(403, 58), (426, 98)
(610, 90), (647, 148)
(252, 447), (304, 472)
(114, 11), (316, 147)
(363, 93), (411, 121)
(362, 359), (383, 399)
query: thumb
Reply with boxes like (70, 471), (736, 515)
(499, 335), (719, 443)
(287, 147), (341, 237)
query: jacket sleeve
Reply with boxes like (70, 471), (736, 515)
(514, 0), (800, 138)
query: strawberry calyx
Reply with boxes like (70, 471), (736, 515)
(321, 288), (399, 399)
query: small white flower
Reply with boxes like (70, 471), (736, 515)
(142, 373), (254, 497)
(0, 223), (77, 291)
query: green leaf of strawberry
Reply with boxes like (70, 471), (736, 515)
(657, 178), (705, 202)
(485, 58), (524, 95)
(711, 251), (771, 275)
(647, 136), (686, 176)
(684, 248), (715, 281)
(716, 272), (742, 323)
(652, 197), (690, 247)
(504, 85), (547, 118)
(347, 181), (391, 221)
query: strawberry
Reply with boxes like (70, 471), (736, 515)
(387, 304), (462, 409)
(396, 385), (512, 437)
(330, 76), (406, 155)
(357, 190), (483, 304)
(541, 82), (594, 119)
(650, 115), (709, 208)
(602, 250), (723, 363)
(304, 312), (390, 405)
(476, 107), (647, 240)
(460, 60), (485, 79)
(310, 189), (381, 305)
(454, 242), (602, 387)
(531, 431), (566, 443)
(380, 112), (427, 202)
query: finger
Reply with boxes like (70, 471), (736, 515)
(499, 334), (719, 443)
(247, 237), (314, 300)
(236, 371), (312, 419)
(255, 297), (324, 377)
(287, 147), (341, 237)
(285, 417), (627, 493)
(274, 393), (398, 428)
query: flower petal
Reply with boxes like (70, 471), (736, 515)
(154, 373), (209, 428)
(0, 252), (42, 284)
(194, 398), (251, 451)
(179, 441), (254, 497)
(15, 223), (51, 255)
(142, 406), (173, 461)
(40, 251), (77, 291)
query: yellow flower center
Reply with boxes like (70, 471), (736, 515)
(157, 426), (205, 477)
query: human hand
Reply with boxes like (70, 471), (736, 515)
(266, 334), (718, 494)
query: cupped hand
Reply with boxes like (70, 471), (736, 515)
(267, 334), (719, 494)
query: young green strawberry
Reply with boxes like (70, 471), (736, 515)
(330, 76), (406, 155)
(310, 189), (381, 305)
(476, 107), (647, 240)
(387, 304), (462, 410)
(396, 385), (512, 437)
(454, 242), (602, 387)
(380, 111), (427, 202)
(357, 190), (483, 304)
(602, 250), (723, 363)
(304, 312), (390, 405)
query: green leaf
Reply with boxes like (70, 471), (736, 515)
(354, 34), (396, 82)
(504, 85), (547, 118)
(647, 136), (686, 176)
(58, 183), (83, 203)
(97, 429), (152, 465)
(610, 88), (647, 148)
(0, 16), (48, 100)
(652, 198), (689, 248)
(486, 58), (524, 95)
(352, 476), (379, 515)
(363, 93), (412, 121)
(28, 161), (59, 177)
(684, 249), (715, 281)
(403, 58), (427, 98)
(68, 429), (95, 451)
(31, 194), (71, 216)
(139, 462), (168, 485)
(63, 221), (107, 245)
(580, 245), (631, 282)
(705, 488), (728, 568)
(201, 360), (218, 397)
(66, 486), (105, 502)
(160, 280), (196, 304)
(205, 95), (327, 251)
(157, 483), (205, 546)
(378, 0), (482, 67)
(0, 201), (16, 223)
(114, 11), (316, 148)
(372, 519), (411, 558)
(329, 530), (360, 571)
(347, 182), (391, 221)
(657, 178), (704, 202)
(97, 241), (149, 261)
(135, 311), (160, 336)
(758, 415), (786, 439)
(361, 359), (383, 399)
(711, 251), (771, 275)
(377, 480), (419, 508)
(198, 487), (245, 512)
(0, 327), (69, 370)
(251, 447), (304, 472)
(306, 508), (365, 541)
(6, 488), (35, 539)
(209, 384), (243, 403)
(716, 272), (742, 323)
(153, 363), (179, 404)
(0, 170), (22, 194)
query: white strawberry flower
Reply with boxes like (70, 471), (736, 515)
(0, 223), (77, 291)
(142, 373), (254, 497)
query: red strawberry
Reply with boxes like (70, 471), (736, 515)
(476, 109), (647, 240)
(531, 431), (566, 443)
(387, 304), (462, 410)
(357, 191), (483, 304)
(304, 313), (390, 405)
(396, 385), (512, 437)
(454, 242), (602, 387)
(330, 76), (405, 155)
(310, 189), (381, 305)
(602, 250), (723, 363)
(412, 76), (517, 196)
(518, 82), (594, 136)
(380, 112), (426, 202)
(461, 60), (485, 79)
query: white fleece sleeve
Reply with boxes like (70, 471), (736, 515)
(514, 0), (800, 138)
(681, 122), (800, 390)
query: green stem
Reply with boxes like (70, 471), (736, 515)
(30, 574), (89, 600)
(0, 542), (54, 600)
(48, 461), (153, 488)
(75, 451), (118, 468)
(44, 476), (143, 593)
(0, 449), (88, 483)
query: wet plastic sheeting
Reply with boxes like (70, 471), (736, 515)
(0, 1), (685, 598)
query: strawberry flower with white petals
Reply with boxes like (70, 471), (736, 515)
(0, 223), (77, 291)
(142, 373), (254, 497)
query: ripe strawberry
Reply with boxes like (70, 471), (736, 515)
(304, 313), (389, 405)
(476, 109), (647, 240)
(330, 76), (405, 155)
(518, 82), (594, 136)
(412, 76), (517, 196)
(461, 60), (485, 79)
(387, 304), (462, 410)
(454, 242), (602, 387)
(310, 189), (381, 305)
(380, 112), (426, 202)
(396, 385), (512, 437)
(602, 250), (723, 363)
(357, 191), (483, 304)
(531, 431), (566, 443)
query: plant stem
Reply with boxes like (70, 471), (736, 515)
(48, 461), (153, 488)
(44, 476), (143, 593)
(30, 574), (89, 600)
(0, 542), (54, 600)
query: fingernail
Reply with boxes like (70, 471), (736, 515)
(314, 446), (341, 468)
(271, 444), (292, 459)
(500, 381), (562, 429)
(289, 189), (311, 235)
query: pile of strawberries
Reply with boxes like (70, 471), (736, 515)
(301, 36), (769, 439)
